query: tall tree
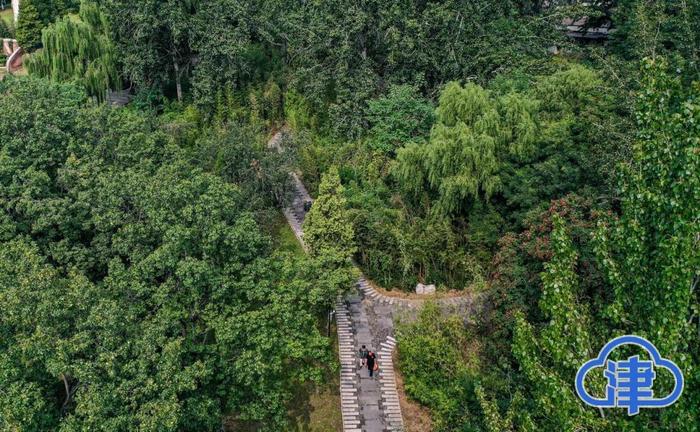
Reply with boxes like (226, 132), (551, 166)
(100, 0), (197, 100)
(15, 0), (43, 50)
(393, 81), (537, 216)
(303, 166), (356, 263)
(509, 215), (598, 431)
(595, 58), (699, 361)
(480, 58), (700, 432)
(25, 1), (120, 99)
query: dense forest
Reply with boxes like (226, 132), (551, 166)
(1, 0), (698, 431)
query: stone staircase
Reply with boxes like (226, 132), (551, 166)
(273, 129), (479, 431)
(347, 291), (397, 432)
(377, 336), (404, 430)
(280, 165), (405, 431)
(337, 299), (362, 431)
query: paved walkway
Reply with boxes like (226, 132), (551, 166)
(282, 161), (402, 431)
(273, 129), (476, 431)
(280, 168), (401, 431)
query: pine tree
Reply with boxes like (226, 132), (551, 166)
(15, 0), (43, 50)
(303, 167), (356, 262)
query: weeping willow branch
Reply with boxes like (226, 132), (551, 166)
(24, 1), (120, 100)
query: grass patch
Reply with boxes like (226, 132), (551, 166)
(287, 324), (342, 432)
(270, 211), (342, 431)
(1, 8), (12, 28)
(273, 212), (305, 256)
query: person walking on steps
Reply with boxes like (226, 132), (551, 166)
(366, 350), (377, 378)
(359, 345), (369, 367)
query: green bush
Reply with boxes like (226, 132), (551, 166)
(397, 303), (483, 431)
(365, 84), (434, 154)
(285, 88), (317, 131)
(0, 15), (14, 38)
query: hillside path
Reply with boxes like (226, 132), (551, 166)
(272, 129), (476, 432)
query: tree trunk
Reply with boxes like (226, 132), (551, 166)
(61, 373), (71, 412)
(173, 56), (182, 102)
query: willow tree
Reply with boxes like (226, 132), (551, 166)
(25, 1), (119, 99)
(393, 81), (537, 216)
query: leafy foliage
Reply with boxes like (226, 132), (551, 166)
(336, 64), (628, 291)
(399, 60), (699, 432)
(32, 0), (79, 24)
(596, 59), (700, 356)
(15, 0), (43, 49)
(99, 0), (197, 101)
(0, 77), (349, 431)
(613, 0), (700, 77)
(91, 0), (563, 124)
(303, 166), (356, 264)
(365, 84), (434, 154)
(394, 81), (537, 216)
(26, 1), (120, 99)
(397, 303), (480, 431)
(3, 0), (700, 430)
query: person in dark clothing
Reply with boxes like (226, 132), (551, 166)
(366, 351), (377, 378)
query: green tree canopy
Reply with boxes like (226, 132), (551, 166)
(15, 0), (43, 50)
(365, 84), (434, 154)
(479, 58), (700, 432)
(25, 1), (120, 99)
(303, 166), (356, 263)
(394, 81), (537, 216)
(0, 76), (349, 431)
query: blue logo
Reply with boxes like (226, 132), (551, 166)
(575, 335), (684, 415)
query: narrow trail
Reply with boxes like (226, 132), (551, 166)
(272, 129), (477, 432)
